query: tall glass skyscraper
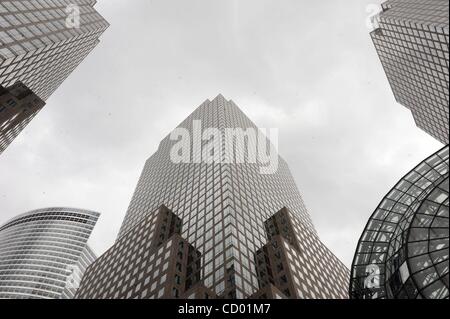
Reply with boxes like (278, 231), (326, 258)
(350, 145), (449, 299)
(0, 207), (99, 299)
(370, 0), (449, 144)
(0, 0), (109, 154)
(77, 95), (349, 299)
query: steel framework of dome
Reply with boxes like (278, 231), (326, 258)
(350, 145), (449, 299)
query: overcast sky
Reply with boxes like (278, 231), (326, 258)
(0, 0), (443, 267)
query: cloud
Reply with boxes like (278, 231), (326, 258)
(0, 0), (442, 269)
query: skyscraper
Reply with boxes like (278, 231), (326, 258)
(0, 0), (109, 154)
(350, 145), (449, 299)
(370, 0), (449, 144)
(76, 94), (349, 299)
(0, 207), (99, 299)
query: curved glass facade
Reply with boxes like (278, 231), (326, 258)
(350, 145), (449, 299)
(0, 207), (99, 299)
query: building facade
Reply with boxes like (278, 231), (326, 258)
(76, 205), (214, 299)
(78, 94), (349, 299)
(350, 145), (449, 299)
(370, 0), (449, 144)
(0, 207), (99, 299)
(61, 244), (97, 299)
(0, 0), (109, 154)
(252, 208), (349, 298)
(0, 82), (45, 154)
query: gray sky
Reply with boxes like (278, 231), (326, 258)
(0, 0), (443, 267)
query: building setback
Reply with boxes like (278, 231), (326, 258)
(76, 205), (349, 299)
(252, 208), (349, 298)
(350, 145), (449, 299)
(77, 94), (349, 299)
(0, 207), (99, 299)
(0, 0), (109, 154)
(370, 0), (449, 144)
(0, 82), (45, 154)
(76, 205), (216, 299)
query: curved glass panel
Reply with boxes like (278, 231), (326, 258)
(0, 207), (99, 299)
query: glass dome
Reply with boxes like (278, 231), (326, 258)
(350, 145), (449, 299)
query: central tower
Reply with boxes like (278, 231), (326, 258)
(115, 95), (348, 298)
